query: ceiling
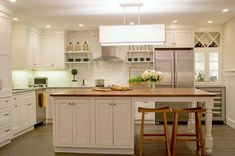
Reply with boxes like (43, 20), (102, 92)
(6, 0), (235, 30)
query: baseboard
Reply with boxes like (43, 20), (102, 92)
(54, 147), (134, 155)
(226, 117), (235, 129)
(0, 139), (11, 148)
(12, 126), (34, 139)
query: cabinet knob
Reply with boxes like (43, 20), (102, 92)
(113, 103), (116, 106)
(28, 103), (32, 106)
(4, 129), (10, 133)
(15, 105), (18, 108)
(4, 113), (9, 116)
(109, 103), (113, 106)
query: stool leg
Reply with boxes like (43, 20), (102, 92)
(140, 112), (145, 156)
(171, 112), (179, 156)
(195, 112), (200, 152)
(198, 112), (205, 156)
(163, 112), (171, 156)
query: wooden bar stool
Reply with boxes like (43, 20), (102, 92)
(171, 107), (206, 156)
(138, 107), (172, 156)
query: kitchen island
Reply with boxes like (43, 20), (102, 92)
(50, 88), (215, 155)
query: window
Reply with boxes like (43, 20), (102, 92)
(194, 32), (221, 83)
(194, 49), (220, 82)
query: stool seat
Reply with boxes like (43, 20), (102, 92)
(171, 107), (206, 156)
(138, 107), (172, 156)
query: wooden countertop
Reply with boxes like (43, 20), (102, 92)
(50, 88), (216, 97)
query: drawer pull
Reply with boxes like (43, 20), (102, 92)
(109, 103), (113, 106)
(15, 105), (18, 108)
(4, 113), (9, 116)
(113, 103), (116, 106)
(4, 129), (10, 133)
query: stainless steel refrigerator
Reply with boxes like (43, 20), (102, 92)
(154, 48), (195, 122)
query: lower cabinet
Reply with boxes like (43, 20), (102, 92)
(12, 91), (36, 136)
(53, 98), (133, 151)
(54, 99), (90, 146)
(95, 100), (132, 146)
(0, 97), (12, 147)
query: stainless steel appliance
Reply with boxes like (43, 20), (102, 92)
(35, 89), (46, 125)
(95, 79), (105, 87)
(34, 77), (48, 87)
(154, 48), (195, 122)
(33, 77), (47, 125)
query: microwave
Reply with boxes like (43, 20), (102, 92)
(34, 77), (48, 87)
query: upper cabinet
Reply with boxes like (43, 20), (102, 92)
(12, 26), (42, 69)
(157, 29), (193, 48)
(0, 3), (13, 98)
(0, 14), (12, 56)
(42, 32), (65, 68)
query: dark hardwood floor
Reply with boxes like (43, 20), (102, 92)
(0, 124), (235, 156)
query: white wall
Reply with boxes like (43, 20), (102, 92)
(222, 17), (235, 129)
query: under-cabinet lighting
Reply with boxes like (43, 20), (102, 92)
(129, 22), (135, 25)
(172, 20), (178, 23)
(46, 25), (51, 28)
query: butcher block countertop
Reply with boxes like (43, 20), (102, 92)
(50, 88), (216, 97)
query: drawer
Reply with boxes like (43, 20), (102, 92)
(0, 98), (11, 109)
(21, 93), (35, 103)
(0, 107), (11, 124)
(0, 124), (11, 144)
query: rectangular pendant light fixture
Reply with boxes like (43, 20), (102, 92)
(99, 24), (165, 46)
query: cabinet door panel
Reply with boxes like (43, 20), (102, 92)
(42, 35), (54, 67)
(53, 36), (65, 68)
(54, 100), (73, 146)
(73, 100), (90, 146)
(0, 55), (11, 98)
(12, 97), (21, 134)
(26, 31), (35, 67)
(0, 15), (11, 55)
(174, 30), (193, 47)
(113, 100), (132, 146)
(95, 100), (113, 146)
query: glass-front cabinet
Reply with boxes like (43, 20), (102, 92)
(194, 32), (221, 83)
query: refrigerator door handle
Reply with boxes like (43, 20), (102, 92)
(171, 53), (174, 88)
(175, 51), (178, 88)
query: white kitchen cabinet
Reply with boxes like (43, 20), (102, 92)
(0, 55), (12, 98)
(0, 14), (12, 56)
(95, 100), (113, 146)
(0, 7), (12, 99)
(0, 97), (12, 147)
(54, 99), (90, 146)
(12, 26), (42, 68)
(12, 91), (36, 137)
(95, 99), (132, 146)
(54, 99), (73, 146)
(42, 32), (65, 68)
(158, 29), (193, 48)
(12, 96), (21, 134)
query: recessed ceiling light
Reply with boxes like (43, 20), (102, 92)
(13, 17), (18, 21)
(46, 25), (51, 28)
(208, 20), (213, 24)
(78, 24), (84, 27)
(222, 8), (229, 13)
(172, 20), (178, 23)
(129, 22), (134, 25)
(9, 0), (16, 2)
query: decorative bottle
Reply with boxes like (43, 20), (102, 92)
(66, 41), (74, 52)
(83, 41), (89, 51)
(75, 42), (81, 52)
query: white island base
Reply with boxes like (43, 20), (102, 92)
(51, 88), (215, 155)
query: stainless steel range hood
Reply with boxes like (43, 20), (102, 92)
(94, 46), (123, 62)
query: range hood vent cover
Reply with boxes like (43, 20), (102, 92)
(94, 46), (123, 62)
(99, 24), (165, 46)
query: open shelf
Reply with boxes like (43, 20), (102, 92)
(194, 32), (220, 48)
